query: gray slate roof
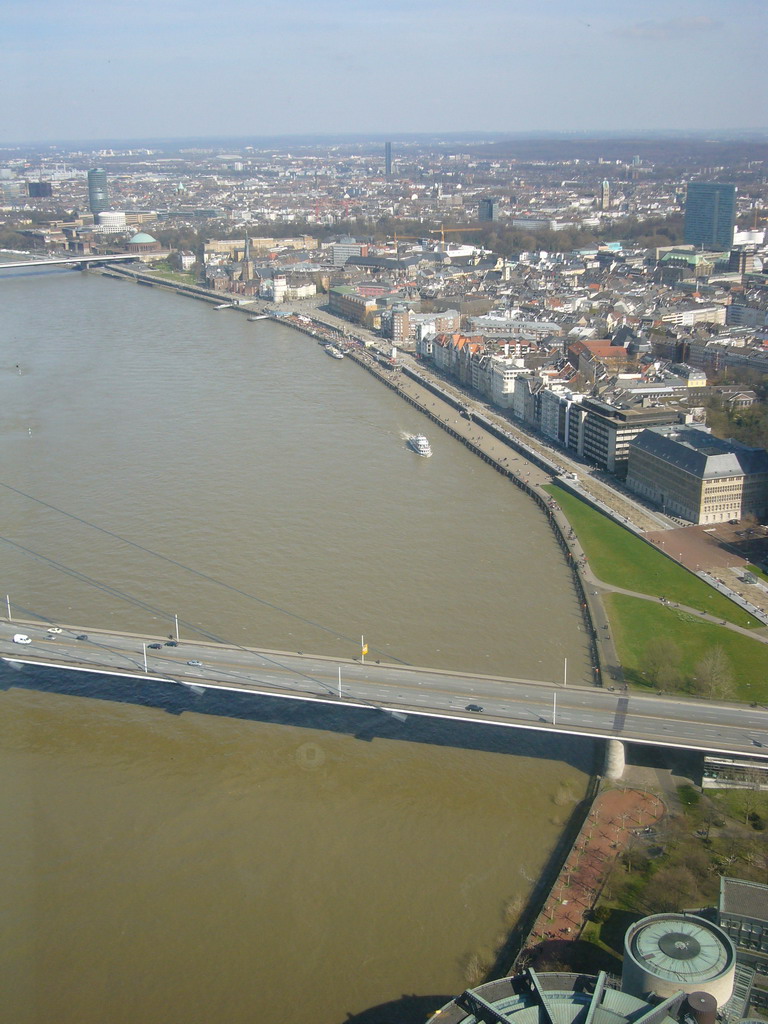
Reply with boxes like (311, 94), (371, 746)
(631, 427), (768, 480)
(720, 877), (768, 922)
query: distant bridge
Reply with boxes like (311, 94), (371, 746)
(0, 253), (140, 271)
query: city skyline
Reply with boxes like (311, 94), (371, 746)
(4, 0), (766, 145)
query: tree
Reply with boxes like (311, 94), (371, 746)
(622, 837), (651, 875)
(642, 866), (700, 913)
(645, 637), (682, 689)
(691, 647), (735, 700)
(737, 765), (766, 826)
(679, 844), (712, 884)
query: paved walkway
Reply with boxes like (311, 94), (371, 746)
(515, 787), (666, 971)
(346, 352), (768, 693)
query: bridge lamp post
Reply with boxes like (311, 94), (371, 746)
(142, 643), (148, 673)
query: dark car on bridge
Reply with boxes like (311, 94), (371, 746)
(466, 704), (484, 712)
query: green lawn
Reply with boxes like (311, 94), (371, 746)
(606, 592), (768, 701)
(145, 266), (197, 285)
(546, 483), (756, 628)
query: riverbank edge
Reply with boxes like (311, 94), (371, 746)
(511, 786), (666, 974)
(96, 264), (618, 966)
(100, 263), (605, 686)
(97, 263), (612, 984)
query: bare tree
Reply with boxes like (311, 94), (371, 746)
(646, 638), (682, 689)
(643, 866), (700, 913)
(738, 764), (765, 825)
(691, 646), (735, 700)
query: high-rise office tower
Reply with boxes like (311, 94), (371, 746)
(684, 182), (737, 250)
(384, 142), (392, 178)
(600, 179), (610, 211)
(478, 197), (499, 222)
(87, 167), (109, 215)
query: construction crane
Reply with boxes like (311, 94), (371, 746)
(370, 230), (426, 249)
(430, 224), (486, 245)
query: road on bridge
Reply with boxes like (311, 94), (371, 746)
(2, 622), (767, 759)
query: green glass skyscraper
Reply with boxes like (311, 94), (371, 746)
(684, 182), (736, 250)
(87, 167), (108, 215)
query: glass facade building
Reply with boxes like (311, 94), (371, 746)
(87, 167), (109, 215)
(684, 182), (736, 250)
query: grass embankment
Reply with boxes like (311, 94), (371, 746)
(145, 263), (197, 286)
(547, 483), (754, 627)
(545, 482), (768, 700)
(607, 593), (768, 701)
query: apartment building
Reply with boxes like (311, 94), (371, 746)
(579, 398), (682, 477)
(328, 285), (385, 324)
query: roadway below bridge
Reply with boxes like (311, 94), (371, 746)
(2, 621), (767, 760)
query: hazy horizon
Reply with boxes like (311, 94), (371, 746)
(5, 0), (765, 145)
(4, 128), (768, 155)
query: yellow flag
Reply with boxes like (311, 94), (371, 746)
(361, 644), (368, 656)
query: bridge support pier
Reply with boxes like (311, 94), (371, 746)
(603, 738), (625, 780)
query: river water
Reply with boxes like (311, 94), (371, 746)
(0, 265), (593, 1024)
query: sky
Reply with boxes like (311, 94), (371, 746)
(4, 0), (766, 144)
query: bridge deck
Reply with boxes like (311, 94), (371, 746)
(2, 621), (767, 760)
(0, 254), (139, 270)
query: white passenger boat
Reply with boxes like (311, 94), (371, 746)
(408, 434), (433, 457)
(324, 344), (345, 359)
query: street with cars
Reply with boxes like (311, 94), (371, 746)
(3, 621), (767, 760)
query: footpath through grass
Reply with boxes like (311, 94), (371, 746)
(546, 482), (756, 629)
(605, 593), (768, 701)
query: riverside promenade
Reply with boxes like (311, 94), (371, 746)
(513, 787), (665, 971)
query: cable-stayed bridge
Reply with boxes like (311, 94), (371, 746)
(3, 622), (767, 775)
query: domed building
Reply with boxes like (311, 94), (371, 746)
(125, 232), (162, 255)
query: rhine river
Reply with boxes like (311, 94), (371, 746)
(0, 265), (594, 1024)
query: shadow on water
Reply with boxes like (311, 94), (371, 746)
(338, 994), (452, 1024)
(483, 768), (601, 980)
(1, 661), (601, 1023)
(336, 759), (602, 1024)
(0, 660), (594, 771)
(0, 266), (75, 279)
